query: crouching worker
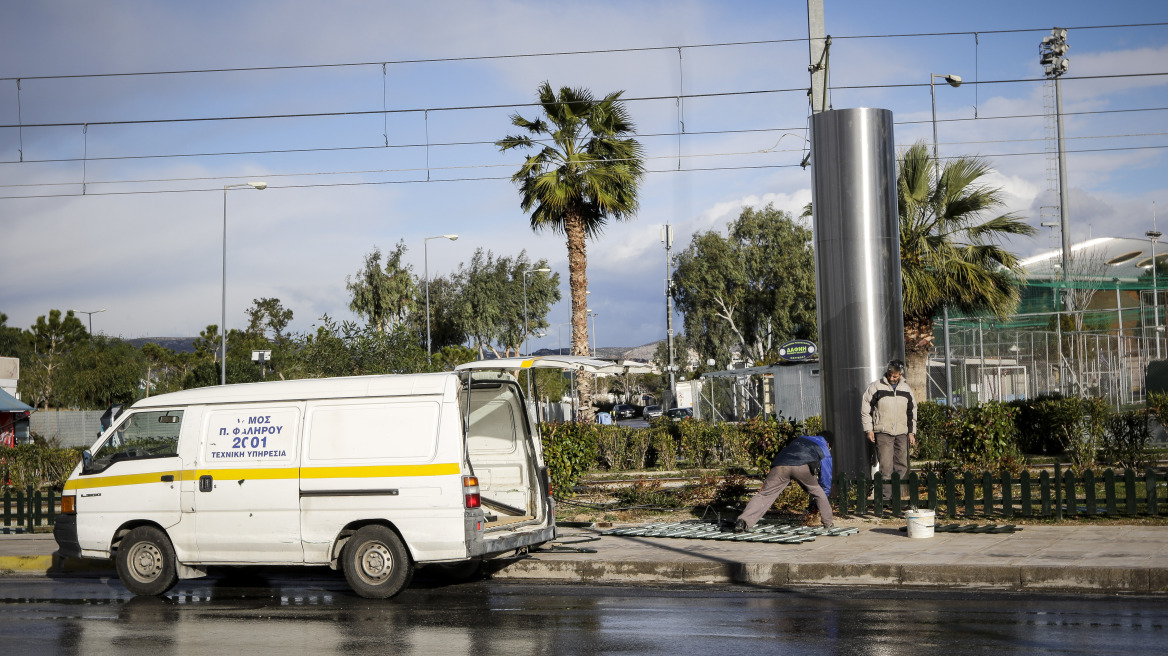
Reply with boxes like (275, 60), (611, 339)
(730, 434), (833, 533)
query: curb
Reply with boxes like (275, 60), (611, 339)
(0, 554), (114, 576)
(486, 558), (1168, 594)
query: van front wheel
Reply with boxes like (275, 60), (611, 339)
(115, 526), (178, 596)
(342, 526), (413, 599)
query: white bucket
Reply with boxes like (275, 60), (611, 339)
(905, 509), (935, 539)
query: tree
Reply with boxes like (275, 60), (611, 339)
(672, 204), (817, 367)
(898, 141), (1035, 394)
(294, 315), (428, 377)
(451, 249), (560, 358)
(58, 336), (144, 409)
(497, 82), (644, 419)
(245, 297), (294, 345)
(346, 242), (418, 332)
(192, 325), (222, 364)
(20, 309), (88, 410)
(0, 312), (27, 358)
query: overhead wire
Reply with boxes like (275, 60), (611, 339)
(2, 21), (1165, 82)
(4, 105), (1168, 167)
(4, 72), (1167, 132)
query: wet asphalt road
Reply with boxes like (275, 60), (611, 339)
(1, 571), (1166, 655)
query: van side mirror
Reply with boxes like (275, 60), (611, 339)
(82, 450), (93, 474)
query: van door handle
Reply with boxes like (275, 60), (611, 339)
(199, 475), (213, 492)
(161, 475), (174, 483)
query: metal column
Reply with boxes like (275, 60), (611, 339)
(809, 108), (903, 478)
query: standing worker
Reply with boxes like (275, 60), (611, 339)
(861, 359), (917, 500)
(730, 434), (833, 533)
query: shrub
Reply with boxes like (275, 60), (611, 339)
(1102, 409), (1152, 470)
(539, 422), (598, 496)
(740, 415), (803, 477)
(647, 424), (677, 470)
(595, 426), (651, 471)
(0, 444), (83, 490)
(675, 418), (721, 468)
(948, 401), (1024, 474)
(914, 402), (949, 461)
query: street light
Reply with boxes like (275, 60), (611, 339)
(222, 181), (267, 386)
(70, 308), (106, 334)
(556, 321), (571, 355)
(587, 310), (598, 357)
(931, 72), (961, 408)
(1148, 206), (1162, 359)
(523, 267), (551, 356)
(424, 234), (458, 362)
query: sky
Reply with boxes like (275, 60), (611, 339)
(2, 0), (1168, 352)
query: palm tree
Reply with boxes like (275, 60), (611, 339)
(497, 82), (644, 419)
(898, 142), (1035, 395)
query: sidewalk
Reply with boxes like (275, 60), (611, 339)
(3, 522), (1167, 594)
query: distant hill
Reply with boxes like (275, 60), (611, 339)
(121, 337), (661, 361)
(125, 337), (197, 353)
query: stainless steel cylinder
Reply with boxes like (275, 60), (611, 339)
(810, 108), (904, 478)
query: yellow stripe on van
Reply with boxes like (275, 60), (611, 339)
(64, 470), (183, 491)
(63, 463), (459, 491)
(300, 463), (460, 479)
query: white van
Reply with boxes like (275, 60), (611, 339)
(52, 358), (592, 599)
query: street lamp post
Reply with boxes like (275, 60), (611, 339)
(424, 234), (458, 362)
(1149, 215), (1162, 360)
(556, 322), (571, 355)
(588, 310), (598, 357)
(931, 72), (961, 408)
(523, 267), (551, 356)
(70, 308), (106, 334)
(222, 181), (267, 386)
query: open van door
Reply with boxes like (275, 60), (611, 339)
(454, 356), (618, 551)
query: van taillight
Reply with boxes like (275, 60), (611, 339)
(463, 476), (481, 509)
(62, 495), (76, 515)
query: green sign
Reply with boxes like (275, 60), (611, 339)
(777, 340), (817, 362)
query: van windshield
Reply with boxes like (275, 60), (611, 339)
(88, 410), (183, 473)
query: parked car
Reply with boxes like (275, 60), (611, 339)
(666, 407), (693, 420)
(643, 405), (662, 419)
(611, 404), (637, 419)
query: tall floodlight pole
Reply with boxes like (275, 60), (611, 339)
(1040, 28), (1072, 276)
(70, 308), (106, 334)
(424, 234), (458, 363)
(931, 73), (961, 408)
(523, 267), (551, 356)
(662, 225), (677, 408)
(222, 181), (267, 386)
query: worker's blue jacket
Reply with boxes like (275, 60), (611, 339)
(769, 434), (833, 495)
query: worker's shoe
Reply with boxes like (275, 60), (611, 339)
(733, 519), (748, 534)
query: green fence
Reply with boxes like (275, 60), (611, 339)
(2, 486), (58, 533)
(838, 465), (1167, 519)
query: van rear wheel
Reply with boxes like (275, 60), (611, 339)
(115, 526), (178, 596)
(342, 525), (413, 599)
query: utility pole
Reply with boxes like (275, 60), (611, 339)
(807, 0), (828, 114)
(663, 224), (677, 408)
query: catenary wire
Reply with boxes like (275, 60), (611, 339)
(1, 21), (1165, 82)
(3, 72), (1167, 131)
(4, 105), (1167, 167)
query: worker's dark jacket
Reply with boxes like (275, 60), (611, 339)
(770, 435), (833, 495)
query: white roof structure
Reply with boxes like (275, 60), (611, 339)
(1020, 236), (1165, 282)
